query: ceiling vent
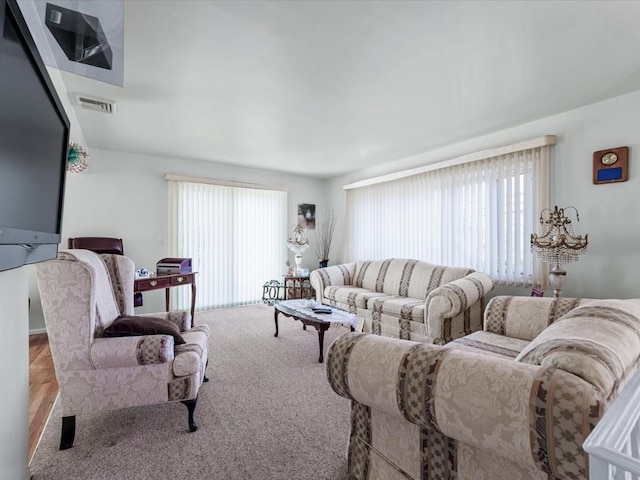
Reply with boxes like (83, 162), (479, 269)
(73, 94), (116, 114)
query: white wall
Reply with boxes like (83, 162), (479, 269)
(29, 150), (326, 330)
(328, 89), (640, 301)
(29, 89), (640, 332)
(0, 267), (30, 480)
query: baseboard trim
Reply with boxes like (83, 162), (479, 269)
(29, 328), (47, 335)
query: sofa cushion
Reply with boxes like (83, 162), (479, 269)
(352, 259), (474, 300)
(103, 315), (186, 345)
(515, 299), (640, 398)
(325, 285), (390, 309)
(369, 296), (426, 323)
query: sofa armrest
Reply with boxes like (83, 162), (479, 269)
(327, 332), (604, 480)
(91, 335), (175, 369)
(310, 262), (356, 303)
(483, 295), (587, 341)
(425, 271), (494, 344)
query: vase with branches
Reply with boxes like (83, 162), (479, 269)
(315, 207), (336, 268)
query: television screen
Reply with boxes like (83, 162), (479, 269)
(0, 0), (70, 271)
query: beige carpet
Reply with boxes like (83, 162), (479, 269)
(29, 304), (353, 480)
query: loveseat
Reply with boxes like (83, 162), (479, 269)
(309, 259), (493, 343)
(326, 296), (640, 480)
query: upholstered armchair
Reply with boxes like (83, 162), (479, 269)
(326, 296), (640, 479)
(35, 249), (210, 449)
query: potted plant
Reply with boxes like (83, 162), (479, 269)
(315, 207), (336, 268)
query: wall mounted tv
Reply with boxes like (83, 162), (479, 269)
(0, 0), (70, 272)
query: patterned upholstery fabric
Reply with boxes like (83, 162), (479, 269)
(444, 330), (529, 359)
(91, 335), (175, 368)
(483, 295), (590, 341)
(326, 297), (640, 480)
(516, 299), (640, 400)
(35, 249), (209, 417)
(100, 253), (135, 315)
(310, 259), (493, 343)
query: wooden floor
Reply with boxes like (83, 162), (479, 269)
(29, 333), (58, 462)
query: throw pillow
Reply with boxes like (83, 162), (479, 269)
(104, 315), (186, 345)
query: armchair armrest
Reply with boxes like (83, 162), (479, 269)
(483, 295), (587, 341)
(91, 335), (175, 369)
(425, 271), (493, 343)
(327, 332), (603, 480)
(310, 262), (356, 303)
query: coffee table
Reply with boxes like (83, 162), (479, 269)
(274, 300), (356, 363)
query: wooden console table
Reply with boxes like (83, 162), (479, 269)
(134, 272), (196, 327)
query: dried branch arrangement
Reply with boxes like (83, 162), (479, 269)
(315, 207), (336, 261)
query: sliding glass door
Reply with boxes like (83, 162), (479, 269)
(168, 179), (287, 310)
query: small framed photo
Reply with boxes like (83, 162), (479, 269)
(531, 288), (544, 297)
(297, 203), (316, 229)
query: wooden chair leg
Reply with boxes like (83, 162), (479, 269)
(203, 358), (209, 382)
(181, 398), (198, 432)
(60, 415), (76, 450)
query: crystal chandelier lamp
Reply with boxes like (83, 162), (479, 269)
(531, 206), (588, 298)
(286, 225), (309, 276)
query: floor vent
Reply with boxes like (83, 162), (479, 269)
(74, 94), (116, 114)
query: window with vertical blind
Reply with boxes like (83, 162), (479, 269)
(344, 136), (553, 287)
(167, 176), (287, 310)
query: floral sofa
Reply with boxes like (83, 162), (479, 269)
(326, 296), (640, 480)
(309, 259), (493, 343)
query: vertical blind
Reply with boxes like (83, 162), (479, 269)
(346, 140), (551, 287)
(168, 179), (287, 310)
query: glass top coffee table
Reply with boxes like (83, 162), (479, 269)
(274, 299), (356, 363)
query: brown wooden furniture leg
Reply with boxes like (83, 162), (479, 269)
(273, 303), (340, 363)
(313, 323), (331, 363)
(163, 282), (196, 328)
(317, 327), (325, 363)
(190, 282), (196, 327)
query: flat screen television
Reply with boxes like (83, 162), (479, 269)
(0, 0), (70, 272)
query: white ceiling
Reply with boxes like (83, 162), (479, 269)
(58, 0), (640, 179)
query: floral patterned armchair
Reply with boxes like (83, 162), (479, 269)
(35, 249), (210, 449)
(326, 296), (640, 479)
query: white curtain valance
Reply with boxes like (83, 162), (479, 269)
(165, 173), (287, 192)
(343, 135), (555, 190)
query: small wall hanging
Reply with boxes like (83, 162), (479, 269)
(593, 146), (628, 184)
(67, 142), (89, 173)
(297, 203), (316, 229)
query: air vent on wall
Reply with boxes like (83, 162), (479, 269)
(73, 93), (116, 114)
